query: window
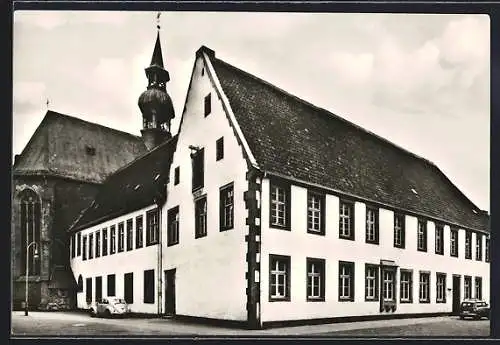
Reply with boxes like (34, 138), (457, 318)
(475, 277), (482, 300)
(436, 273), (446, 303)
(464, 276), (472, 299)
(269, 181), (290, 229)
(195, 196), (208, 238)
(465, 231), (472, 259)
(220, 183), (234, 231)
(19, 189), (41, 275)
(435, 224), (444, 255)
(95, 231), (101, 258)
(107, 274), (116, 297)
(269, 255), (290, 301)
(89, 233), (94, 259)
(95, 276), (102, 302)
(339, 261), (355, 301)
(306, 258), (325, 301)
(174, 166), (180, 185)
(126, 219), (133, 251)
(77, 275), (83, 292)
(365, 264), (379, 301)
(146, 209), (159, 246)
(476, 233), (482, 261)
(394, 214), (405, 248)
(339, 201), (355, 240)
(77, 233), (81, 256)
(419, 272), (430, 303)
(192, 148), (204, 191)
(400, 270), (413, 303)
(486, 236), (490, 262)
(417, 220), (427, 252)
(167, 206), (179, 246)
(71, 235), (76, 258)
(136, 216), (143, 248)
(450, 228), (458, 257)
(365, 207), (379, 244)
(86, 278), (92, 303)
(117, 222), (124, 252)
(216, 137), (224, 161)
(307, 192), (325, 235)
(143, 269), (155, 304)
(101, 228), (108, 256)
(124, 272), (133, 304)
(382, 270), (395, 302)
(204, 93), (211, 116)
(82, 235), (87, 260)
(110, 226), (116, 254)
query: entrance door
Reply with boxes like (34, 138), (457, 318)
(164, 269), (176, 316)
(452, 275), (461, 315)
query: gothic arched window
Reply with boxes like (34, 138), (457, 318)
(19, 189), (41, 275)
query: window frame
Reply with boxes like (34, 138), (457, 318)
(192, 148), (205, 191)
(174, 166), (180, 185)
(110, 225), (116, 255)
(419, 271), (430, 303)
(220, 183), (234, 231)
(143, 269), (155, 304)
(435, 224), (444, 255)
(486, 236), (490, 262)
(307, 190), (325, 236)
(82, 235), (87, 261)
(269, 179), (291, 231)
(126, 219), (134, 251)
(306, 257), (326, 302)
(146, 208), (160, 246)
(382, 269), (396, 303)
(338, 261), (355, 302)
(167, 206), (180, 246)
(394, 213), (405, 249)
(77, 232), (81, 256)
(95, 230), (101, 258)
(365, 206), (379, 244)
(71, 234), (76, 258)
(88, 233), (94, 259)
(269, 254), (291, 302)
(475, 276), (482, 300)
(365, 263), (379, 302)
(400, 269), (413, 303)
(124, 272), (134, 304)
(450, 228), (458, 257)
(465, 231), (472, 259)
(436, 272), (446, 303)
(204, 93), (212, 117)
(339, 200), (355, 241)
(216, 137), (224, 161)
(85, 277), (92, 303)
(117, 222), (124, 253)
(475, 233), (483, 261)
(417, 219), (427, 252)
(107, 274), (116, 297)
(195, 196), (208, 239)
(135, 215), (144, 249)
(464, 275), (472, 299)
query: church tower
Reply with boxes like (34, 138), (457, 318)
(138, 21), (175, 150)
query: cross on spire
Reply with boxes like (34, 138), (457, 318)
(156, 12), (161, 30)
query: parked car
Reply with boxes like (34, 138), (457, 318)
(459, 299), (490, 320)
(89, 297), (130, 318)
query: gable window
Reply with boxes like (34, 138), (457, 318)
(307, 191), (325, 235)
(475, 233), (482, 261)
(71, 235), (76, 258)
(86, 278), (92, 303)
(136, 216), (143, 249)
(417, 220), (427, 252)
(365, 207), (379, 244)
(365, 264), (379, 301)
(95, 230), (101, 258)
(269, 254), (290, 301)
(82, 235), (87, 261)
(146, 208), (159, 246)
(270, 180), (290, 230)
(435, 224), (444, 255)
(117, 222), (124, 252)
(339, 261), (355, 301)
(436, 273), (446, 303)
(464, 276), (472, 299)
(450, 228), (458, 257)
(216, 137), (224, 161)
(19, 189), (41, 275)
(174, 166), (180, 185)
(400, 269), (413, 303)
(419, 272), (430, 303)
(195, 196), (208, 238)
(306, 258), (325, 301)
(475, 277), (482, 300)
(394, 213), (405, 248)
(204, 93), (211, 117)
(110, 226), (116, 254)
(192, 148), (204, 191)
(143, 269), (155, 304)
(465, 231), (472, 259)
(167, 206), (179, 246)
(88, 233), (94, 259)
(77, 233), (81, 256)
(220, 183), (234, 231)
(486, 236), (490, 262)
(107, 274), (115, 297)
(126, 219), (133, 251)
(339, 201), (355, 240)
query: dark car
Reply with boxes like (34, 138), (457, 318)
(459, 299), (490, 320)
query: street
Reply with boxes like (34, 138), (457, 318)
(11, 311), (490, 337)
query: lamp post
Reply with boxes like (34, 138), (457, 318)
(25, 241), (39, 316)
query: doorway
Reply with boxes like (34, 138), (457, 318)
(164, 269), (176, 316)
(452, 275), (461, 315)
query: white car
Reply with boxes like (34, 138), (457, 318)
(89, 297), (130, 318)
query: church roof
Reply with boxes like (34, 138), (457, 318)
(69, 135), (178, 232)
(204, 48), (489, 232)
(14, 111), (147, 184)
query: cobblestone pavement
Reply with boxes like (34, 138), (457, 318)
(10, 311), (490, 337)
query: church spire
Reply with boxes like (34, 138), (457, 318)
(150, 31), (164, 69)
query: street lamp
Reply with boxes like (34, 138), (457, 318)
(25, 242), (39, 316)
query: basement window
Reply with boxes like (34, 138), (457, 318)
(85, 145), (96, 156)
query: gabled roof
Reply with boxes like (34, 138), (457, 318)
(203, 48), (489, 232)
(69, 135), (178, 232)
(14, 111), (147, 184)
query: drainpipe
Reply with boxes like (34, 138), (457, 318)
(156, 199), (163, 316)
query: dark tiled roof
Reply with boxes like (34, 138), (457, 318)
(13, 111), (147, 184)
(208, 52), (489, 232)
(70, 135), (177, 232)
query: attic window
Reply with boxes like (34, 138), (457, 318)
(411, 188), (418, 195)
(85, 145), (96, 156)
(472, 209), (478, 214)
(154, 174), (161, 181)
(201, 67), (205, 76)
(134, 184), (141, 190)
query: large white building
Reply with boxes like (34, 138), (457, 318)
(69, 30), (490, 329)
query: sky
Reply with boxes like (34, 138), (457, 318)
(12, 11), (490, 211)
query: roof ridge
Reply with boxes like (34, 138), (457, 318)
(212, 57), (437, 168)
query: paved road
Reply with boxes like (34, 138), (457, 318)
(11, 312), (490, 337)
